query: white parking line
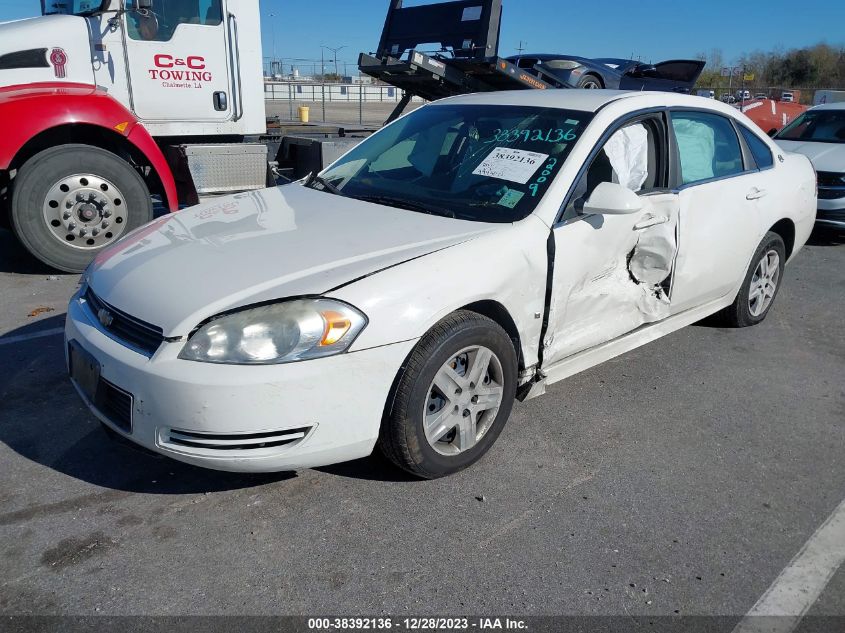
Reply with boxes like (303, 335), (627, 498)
(732, 498), (845, 633)
(0, 327), (64, 347)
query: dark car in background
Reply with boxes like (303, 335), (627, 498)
(508, 54), (706, 93)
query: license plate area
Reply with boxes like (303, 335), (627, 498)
(68, 340), (100, 403)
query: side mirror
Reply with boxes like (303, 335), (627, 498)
(582, 182), (643, 215)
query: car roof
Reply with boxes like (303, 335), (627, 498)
(430, 89), (737, 115)
(433, 89), (639, 112)
(811, 101), (845, 111)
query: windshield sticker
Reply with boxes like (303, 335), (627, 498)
(486, 128), (579, 144)
(473, 148), (549, 184)
(497, 189), (525, 209)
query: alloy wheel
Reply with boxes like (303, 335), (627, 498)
(748, 249), (780, 317)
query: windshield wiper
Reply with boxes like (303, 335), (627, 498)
(304, 172), (344, 197)
(352, 194), (455, 218)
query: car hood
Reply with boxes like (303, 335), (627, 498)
(776, 140), (845, 172)
(87, 184), (496, 336)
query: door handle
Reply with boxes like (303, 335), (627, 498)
(746, 188), (768, 200)
(633, 214), (669, 230)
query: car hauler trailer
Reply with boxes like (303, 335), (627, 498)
(358, 0), (566, 124)
(358, 0), (705, 124)
(0, 0), (369, 272)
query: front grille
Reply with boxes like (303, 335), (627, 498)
(95, 379), (133, 433)
(84, 287), (164, 356)
(818, 187), (845, 200)
(163, 426), (312, 452)
(817, 171), (845, 187)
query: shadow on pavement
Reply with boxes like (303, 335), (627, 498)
(807, 225), (844, 246)
(0, 313), (410, 493)
(0, 228), (55, 275)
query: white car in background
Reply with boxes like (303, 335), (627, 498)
(66, 90), (817, 479)
(775, 102), (845, 229)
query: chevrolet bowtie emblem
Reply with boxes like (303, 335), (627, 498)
(97, 308), (114, 328)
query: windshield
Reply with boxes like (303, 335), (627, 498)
(316, 104), (593, 223)
(41, 0), (103, 16)
(776, 109), (845, 144)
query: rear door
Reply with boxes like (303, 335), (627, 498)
(122, 0), (232, 122)
(668, 110), (763, 312)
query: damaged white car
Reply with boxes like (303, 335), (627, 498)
(66, 91), (817, 478)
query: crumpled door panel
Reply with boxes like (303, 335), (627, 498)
(544, 193), (679, 364)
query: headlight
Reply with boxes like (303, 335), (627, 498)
(544, 60), (582, 71)
(178, 299), (367, 365)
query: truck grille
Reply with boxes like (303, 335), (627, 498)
(162, 427), (312, 452)
(84, 288), (164, 356)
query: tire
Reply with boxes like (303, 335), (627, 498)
(378, 310), (518, 479)
(577, 75), (603, 89)
(720, 231), (786, 327)
(10, 144), (153, 273)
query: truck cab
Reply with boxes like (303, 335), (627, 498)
(0, 0), (274, 273)
(19, 0), (266, 136)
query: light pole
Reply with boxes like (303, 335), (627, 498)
(321, 45), (347, 79)
(268, 13), (276, 75)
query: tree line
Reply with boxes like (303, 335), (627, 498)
(696, 43), (845, 92)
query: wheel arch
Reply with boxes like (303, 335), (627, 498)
(0, 83), (178, 211)
(460, 300), (524, 372)
(8, 124), (171, 209)
(769, 218), (796, 260)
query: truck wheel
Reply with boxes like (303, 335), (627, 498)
(10, 144), (153, 272)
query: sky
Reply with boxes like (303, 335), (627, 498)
(1, 0), (841, 73)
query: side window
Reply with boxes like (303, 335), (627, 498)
(671, 111), (743, 185)
(739, 125), (775, 170)
(563, 119), (661, 220)
(127, 0), (224, 42)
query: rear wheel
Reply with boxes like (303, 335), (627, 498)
(378, 310), (518, 479)
(10, 144), (153, 272)
(721, 231), (786, 327)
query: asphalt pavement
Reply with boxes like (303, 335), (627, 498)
(0, 224), (843, 621)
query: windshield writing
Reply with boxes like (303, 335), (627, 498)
(316, 104), (593, 223)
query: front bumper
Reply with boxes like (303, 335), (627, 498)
(65, 295), (416, 472)
(816, 196), (845, 228)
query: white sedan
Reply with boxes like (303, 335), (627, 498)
(775, 102), (845, 229)
(65, 90), (817, 478)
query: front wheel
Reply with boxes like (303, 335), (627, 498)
(721, 231), (786, 327)
(576, 75), (603, 89)
(378, 310), (518, 479)
(10, 144), (153, 272)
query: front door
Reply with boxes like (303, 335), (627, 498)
(543, 113), (681, 366)
(122, 0), (232, 122)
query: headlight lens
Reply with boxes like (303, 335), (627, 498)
(178, 299), (367, 365)
(544, 60), (582, 71)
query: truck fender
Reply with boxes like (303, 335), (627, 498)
(0, 82), (178, 211)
